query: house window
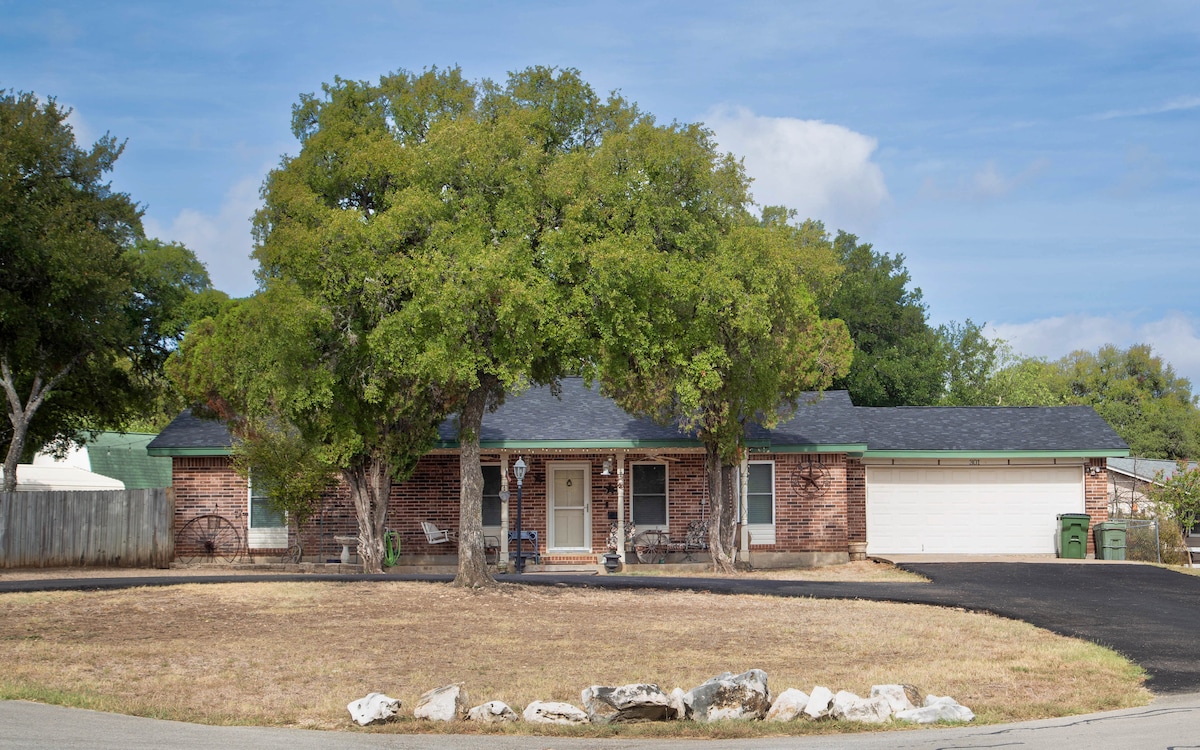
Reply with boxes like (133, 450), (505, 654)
(746, 462), (774, 525)
(632, 463), (667, 527)
(248, 474), (287, 548)
(482, 465), (502, 527)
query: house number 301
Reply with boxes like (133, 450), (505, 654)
(968, 459), (981, 465)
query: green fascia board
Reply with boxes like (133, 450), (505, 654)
(435, 439), (707, 450)
(862, 449), (1130, 459)
(147, 446), (233, 457)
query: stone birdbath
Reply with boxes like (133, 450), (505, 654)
(333, 535), (357, 565)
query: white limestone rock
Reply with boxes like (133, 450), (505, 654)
(668, 687), (687, 721)
(581, 683), (677, 723)
(522, 700), (590, 725)
(803, 686), (834, 719)
(831, 690), (892, 723)
(466, 700), (518, 723)
(347, 692), (401, 726)
(896, 695), (975, 724)
(870, 684), (919, 713)
(413, 682), (469, 721)
(683, 669), (772, 722)
(765, 688), (809, 722)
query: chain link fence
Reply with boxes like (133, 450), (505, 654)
(1121, 519), (1161, 564)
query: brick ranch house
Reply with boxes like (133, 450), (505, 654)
(148, 378), (1128, 567)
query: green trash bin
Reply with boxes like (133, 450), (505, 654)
(1057, 513), (1091, 559)
(1094, 521), (1128, 561)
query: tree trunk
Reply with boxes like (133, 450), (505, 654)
(454, 385), (495, 587)
(1, 420), (26, 492)
(343, 452), (392, 574)
(707, 443), (738, 573)
(1, 360), (67, 493)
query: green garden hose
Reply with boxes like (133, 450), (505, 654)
(383, 530), (401, 567)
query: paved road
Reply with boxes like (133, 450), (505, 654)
(4, 693), (1200, 749)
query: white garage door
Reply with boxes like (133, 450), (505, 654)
(866, 465), (1084, 554)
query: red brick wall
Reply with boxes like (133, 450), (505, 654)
(173, 456), (251, 555)
(750, 453), (849, 553)
(845, 457), (866, 544)
(1085, 458), (1110, 556)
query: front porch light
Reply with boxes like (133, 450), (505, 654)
(601, 456), (614, 475)
(514, 456), (528, 573)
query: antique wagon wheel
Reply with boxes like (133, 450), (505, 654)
(794, 461), (831, 497)
(633, 530), (667, 564)
(176, 514), (243, 565)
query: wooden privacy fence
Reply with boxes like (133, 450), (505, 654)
(0, 488), (174, 568)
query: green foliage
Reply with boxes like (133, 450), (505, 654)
(820, 232), (945, 406)
(1048, 344), (1200, 460)
(938, 331), (1200, 458)
(231, 422), (335, 534)
(0, 90), (218, 488)
(1149, 462), (1200, 541)
(939, 321), (1057, 406)
(582, 127), (853, 569)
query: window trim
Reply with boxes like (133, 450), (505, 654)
(247, 474), (288, 549)
(481, 462), (503, 531)
(746, 460), (775, 527)
(630, 460), (669, 530)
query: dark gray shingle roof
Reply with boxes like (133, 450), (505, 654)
(754, 390), (868, 447)
(856, 405), (1128, 452)
(438, 378), (696, 444)
(145, 381), (1126, 456)
(147, 409), (234, 454)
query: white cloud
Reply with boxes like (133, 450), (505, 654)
(705, 106), (888, 233)
(970, 159), (1049, 199)
(988, 312), (1200, 388)
(919, 158), (1049, 201)
(1093, 94), (1200, 121)
(143, 176), (261, 297)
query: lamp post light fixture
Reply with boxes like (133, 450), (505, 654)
(513, 456), (528, 573)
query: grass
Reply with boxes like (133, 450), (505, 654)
(0, 579), (1148, 737)
(621, 559), (928, 582)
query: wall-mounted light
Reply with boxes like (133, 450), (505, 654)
(601, 456), (614, 476)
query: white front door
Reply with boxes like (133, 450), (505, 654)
(549, 464), (590, 551)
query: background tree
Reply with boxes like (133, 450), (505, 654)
(0, 91), (217, 490)
(1149, 462), (1200, 543)
(1048, 344), (1200, 459)
(820, 232), (945, 407)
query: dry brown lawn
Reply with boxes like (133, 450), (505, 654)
(623, 560), (928, 582)
(0, 581), (1148, 737)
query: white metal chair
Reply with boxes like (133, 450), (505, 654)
(421, 521), (456, 545)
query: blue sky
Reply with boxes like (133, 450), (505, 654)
(4, 1), (1199, 384)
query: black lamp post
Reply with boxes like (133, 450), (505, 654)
(513, 457), (528, 573)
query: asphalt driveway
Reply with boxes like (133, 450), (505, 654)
(3, 562), (1198, 693)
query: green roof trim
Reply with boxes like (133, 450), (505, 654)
(862, 448), (1130, 459)
(435, 439), (707, 450)
(147, 446), (233, 457)
(432, 438), (870, 453)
